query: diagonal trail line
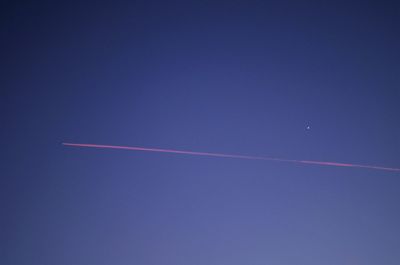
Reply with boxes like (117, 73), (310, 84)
(62, 142), (400, 173)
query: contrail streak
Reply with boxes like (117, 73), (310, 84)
(62, 142), (400, 173)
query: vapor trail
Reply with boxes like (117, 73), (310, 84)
(62, 142), (400, 173)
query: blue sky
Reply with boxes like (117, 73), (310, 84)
(2, 0), (400, 264)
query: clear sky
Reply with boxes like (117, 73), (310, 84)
(2, 0), (400, 264)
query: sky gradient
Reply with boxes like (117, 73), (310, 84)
(2, 0), (400, 264)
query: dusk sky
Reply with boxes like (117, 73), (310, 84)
(2, 0), (400, 264)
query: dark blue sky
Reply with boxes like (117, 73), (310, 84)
(2, 0), (400, 264)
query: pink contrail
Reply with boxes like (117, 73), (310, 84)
(62, 142), (400, 173)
